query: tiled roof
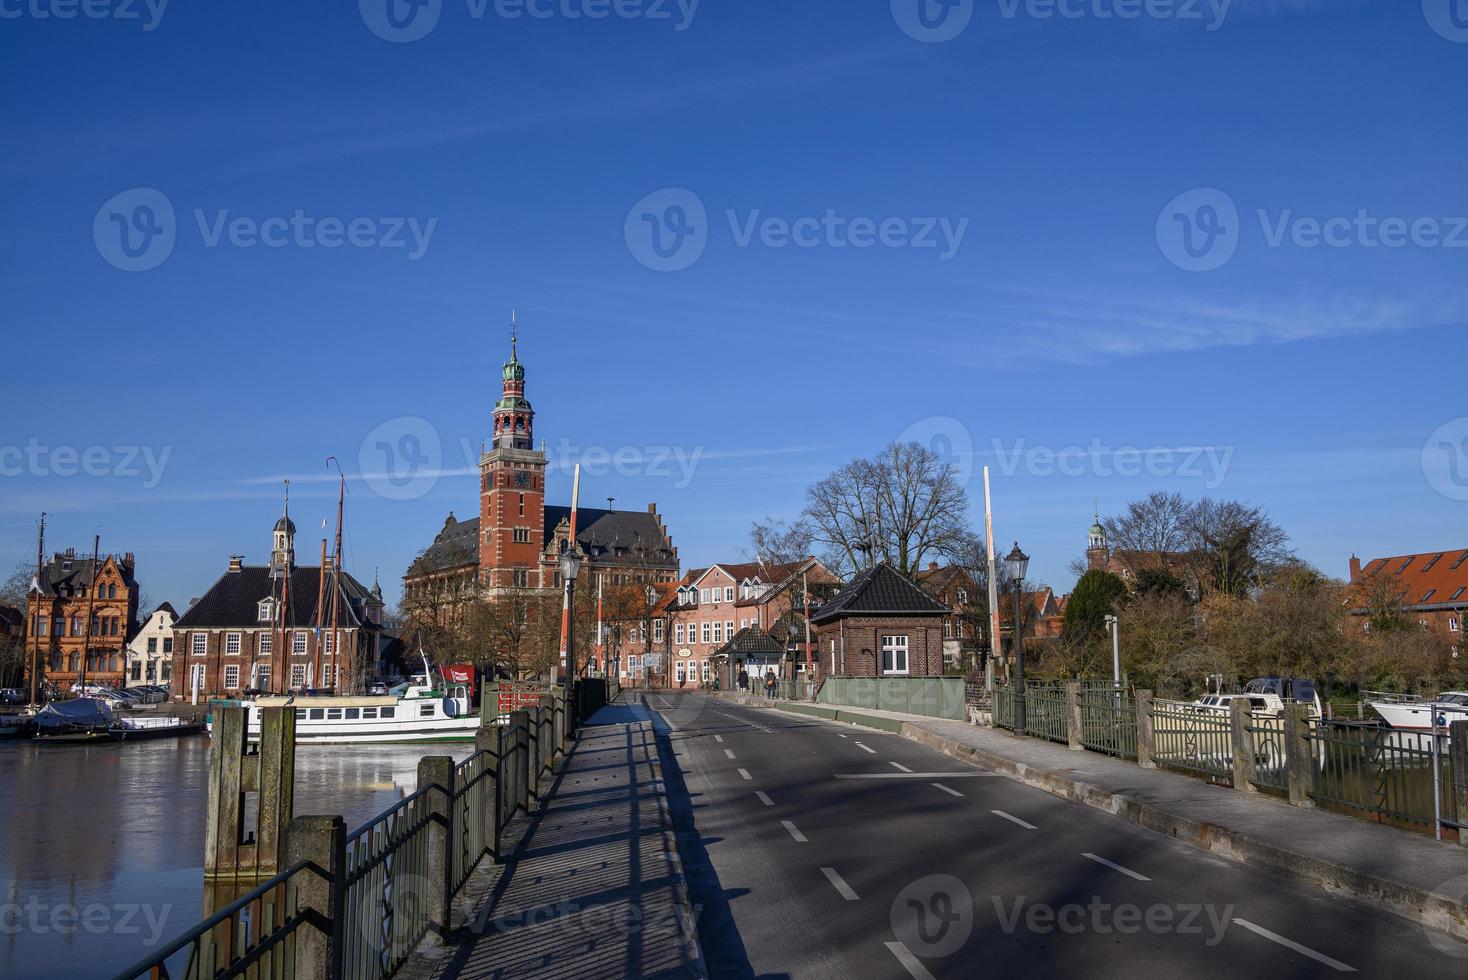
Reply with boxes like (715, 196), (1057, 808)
(715, 626), (784, 657)
(174, 565), (377, 630)
(36, 551), (137, 596)
(1346, 549), (1468, 611)
(810, 562), (950, 625)
(406, 515), (482, 577)
(407, 506), (678, 579)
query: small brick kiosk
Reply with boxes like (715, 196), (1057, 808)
(810, 563), (949, 678)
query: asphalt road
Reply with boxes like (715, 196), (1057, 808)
(644, 691), (1468, 980)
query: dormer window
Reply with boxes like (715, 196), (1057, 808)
(258, 599), (276, 623)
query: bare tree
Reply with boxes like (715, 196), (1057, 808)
(1103, 491), (1193, 558)
(803, 442), (973, 578)
(1186, 498), (1291, 596)
(747, 518), (815, 568)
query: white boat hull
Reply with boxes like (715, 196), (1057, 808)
(1368, 701), (1468, 732)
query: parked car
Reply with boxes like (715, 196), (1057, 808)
(0, 688), (26, 705)
(123, 686), (165, 704)
(71, 683), (110, 696)
(368, 680), (389, 696)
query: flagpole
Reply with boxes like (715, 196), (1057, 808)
(558, 463), (580, 683)
(28, 512), (46, 707)
(983, 466), (1002, 685)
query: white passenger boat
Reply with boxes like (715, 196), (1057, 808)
(211, 672), (481, 744)
(1186, 676), (1324, 719)
(1365, 691), (1468, 733)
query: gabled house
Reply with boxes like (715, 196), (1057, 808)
(171, 512), (387, 697)
(26, 548), (140, 691)
(1344, 549), (1468, 652)
(810, 563), (950, 677)
(126, 602), (177, 686)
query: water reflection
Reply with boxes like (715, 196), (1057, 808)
(0, 736), (471, 980)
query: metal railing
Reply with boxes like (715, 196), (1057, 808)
(1149, 700), (1233, 783)
(1023, 684), (1070, 744)
(1310, 722), (1459, 831)
(111, 862), (320, 980)
(993, 687), (1014, 730)
(1079, 687), (1137, 760)
(452, 750), (496, 895)
(340, 790), (437, 980)
(1247, 714), (1289, 792)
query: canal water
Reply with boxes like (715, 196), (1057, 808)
(0, 736), (472, 980)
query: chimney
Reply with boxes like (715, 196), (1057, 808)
(648, 503), (657, 515)
(228, 555), (244, 573)
(123, 552), (135, 566)
(1349, 555), (1361, 582)
(928, 561), (939, 572)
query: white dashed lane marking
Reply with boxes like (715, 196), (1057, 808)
(1232, 919), (1356, 972)
(992, 810), (1037, 830)
(781, 820), (808, 842)
(755, 791), (774, 806)
(854, 742), (877, 754)
(724, 749), (736, 759)
(884, 941), (937, 980)
(932, 782), (963, 797)
(889, 762), (913, 773)
(821, 867), (860, 901)
(737, 768), (752, 780)
(1081, 852), (1150, 881)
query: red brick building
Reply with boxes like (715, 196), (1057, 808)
(171, 511), (387, 697)
(403, 332), (679, 623)
(1344, 548), (1467, 654)
(26, 549), (140, 692)
(810, 563), (949, 677)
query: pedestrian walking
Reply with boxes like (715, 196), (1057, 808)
(764, 670), (777, 699)
(737, 669), (749, 692)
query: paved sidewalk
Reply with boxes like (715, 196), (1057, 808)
(401, 704), (704, 980)
(712, 691), (1468, 943)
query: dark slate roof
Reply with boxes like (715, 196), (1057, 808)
(715, 627), (784, 657)
(154, 601), (178, 618)
(36, 552), (137, 597)
(406, 515), (483, 577)
(546, 507), (676, 565)
(809, 562), (950, 625)
(174, 565), (377, 630)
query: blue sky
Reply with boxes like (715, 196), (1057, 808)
(3, 0), (1466, 610)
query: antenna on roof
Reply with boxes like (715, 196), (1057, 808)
(511, 308), (518, 358)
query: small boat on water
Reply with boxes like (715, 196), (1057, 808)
(1186, 676), (1324, 719)
(213, 663), (481, 745)
(1364, 691), (1468, 733)
(31, 698), (205, 743)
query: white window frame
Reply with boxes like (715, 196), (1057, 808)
(323, 632), (334, 655)
(700, 588), (709, 604)
(291, 664), (307, 688)
(224, 665), (240, 690)
(726, 620), (734, 639)
(724, 587), (735, 602)
(881, 635), (910, 675)
(257, 599), (274, 623)
(701, 661), (711, 682)
(1450, 617), (1460, 632)
(675, 623), (685, 644)
(701, 622), (711, 644)
(257, 665), (272, 690)
(259, 632), (273, 656)
(293, 632), (308, 655)
(226, 632), (241, 656)
(192, 632), (207, 657)
(653, 619), (664, 643)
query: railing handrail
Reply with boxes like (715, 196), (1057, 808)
(345, 785), (434, 846)
(107, 860), (319, 980)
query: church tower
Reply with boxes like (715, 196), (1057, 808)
(1086, 510), (1108, 572)
(479, 315), (548, 593)
(271, 486), (296, 571)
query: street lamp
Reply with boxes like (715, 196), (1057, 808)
(1104, 614), (1121, 692)
(1004, 542), (1030, 736)
(560, 552), (583, 688)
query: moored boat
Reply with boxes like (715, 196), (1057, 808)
(1364, 691), (1468, 733)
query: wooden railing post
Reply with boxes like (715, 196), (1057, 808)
(509, 709), (530, 813)
(1285, 704), (1315, 807)
(1230, 699), (1257, 794)
(417, 756), (454, 939)
(1135, 691), (1155, 768)
(1065, 682), (1083, 751)
(284, 815), (345, 980)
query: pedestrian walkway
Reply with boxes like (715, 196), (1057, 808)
(399, 703), (704, 980)
(710, 691), (1468, 944)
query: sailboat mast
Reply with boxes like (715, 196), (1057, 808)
(28, 512), (45, 706)
(315, 537), (327, 690)
(329, 466), (344, 692)
(79, 534), (99, 691)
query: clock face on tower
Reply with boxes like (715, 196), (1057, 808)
(514, 470), (532, 489)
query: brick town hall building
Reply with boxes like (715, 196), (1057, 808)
(403, 333), (680, 620)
